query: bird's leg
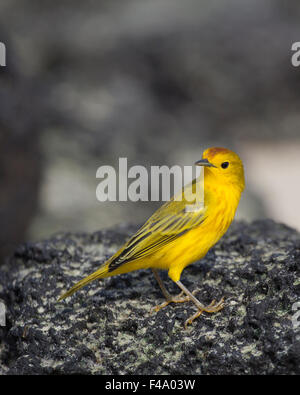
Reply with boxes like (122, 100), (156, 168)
(175, 280), (225, 328)
(151, 269), (191, 312)
(151, 270), (224, 326)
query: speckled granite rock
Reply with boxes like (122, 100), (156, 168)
(0, 220), (299, 374)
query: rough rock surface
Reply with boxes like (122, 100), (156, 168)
(0, 219), (299, 374)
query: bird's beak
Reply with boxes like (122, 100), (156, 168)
(195, 158), (216, 168)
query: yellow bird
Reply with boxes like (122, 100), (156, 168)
(59, 147), (245, 327)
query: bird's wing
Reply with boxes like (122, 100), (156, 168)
(108, 177), (207, 271)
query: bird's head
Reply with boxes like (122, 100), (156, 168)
(196, 147), (245, 192)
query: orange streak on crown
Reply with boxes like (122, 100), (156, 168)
(203, 147), (231, 160)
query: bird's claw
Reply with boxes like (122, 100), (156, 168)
(151, 290), (193, 314)
(184, 297), (225, 329)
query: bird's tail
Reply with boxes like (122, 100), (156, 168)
(58, 264), (109, 301)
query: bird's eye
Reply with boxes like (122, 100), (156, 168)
(221, 161), (229, 169)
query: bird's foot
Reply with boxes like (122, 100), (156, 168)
(184, 297), (225, 329)
(151, 290), (200, 313)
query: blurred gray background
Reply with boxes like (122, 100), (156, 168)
(0, 0), (300, 263)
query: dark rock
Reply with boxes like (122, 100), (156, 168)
(0, 220), (299, 374)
